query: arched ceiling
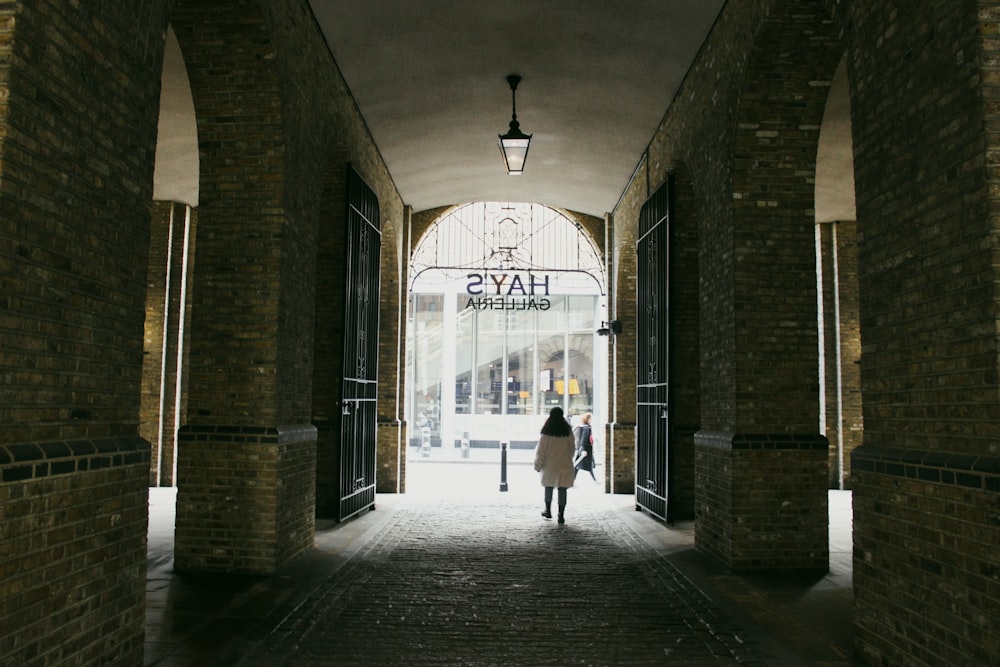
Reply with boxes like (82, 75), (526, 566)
(816, 58), (856, 223)
(308, 1), (727, 217)
(155, 2), (855, 222)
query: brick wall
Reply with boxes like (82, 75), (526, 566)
(691, 439), (732, 564)
(0, 1), (165, 446)
(727, 5), (841, 433)
(0, 439), (150, 666)
(171, 1), (297, 426)
(845, 1), (1000, 663)
(257, 1), (406, 498)
(274, 430), (318, 566)
(0, 1), (167, 665)
(171, 0), (404, 425)
(853, 450), (1000, 665)
(626, 0), (1000, 658)
(609, 163), (641, 494)
(668, 167), (700, 520)
(313, 156), (350, 514)
(608, 424), (636, 495)
(168, 0), (403, 567)
(377, 421), (403, 494)
(174, 425), (316, 573)
(849, 1), (994, 450)
(836, 221), (862, 486)
(141, 202), (172, 483)
(375, 199), (404, 494)
(695, 432), (829, 572)
(170, 0), (311, 571)
(170, 0), (400, 428)
(612, 0), (837, 566)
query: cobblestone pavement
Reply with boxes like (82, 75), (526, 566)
(239, 492), (780, 667)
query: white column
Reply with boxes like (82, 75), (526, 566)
(440, 291), (457, 447)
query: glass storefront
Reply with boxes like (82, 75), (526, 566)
(408, 291), (600, 448)
(406, 202), (607, 449)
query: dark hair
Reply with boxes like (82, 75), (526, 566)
(540, 406), (572, 437)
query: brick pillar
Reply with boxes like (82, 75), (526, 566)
(375, 206), (407, 494)
(313, 154), (350, 515)
(686, 3), (839, 573)
(846, 3), (1000, 663)
(833, 220), (861, 487)
(377, 419), (404, 494)
(610, 188), (639, 495)
(171, 3), (318, 573)
(0, 440), (151, 666)
(141, 202), (171, 484)
(695, 432), (829, 572)
(852, 449), (1000, 665)
(0, 1), (167, 663)
(175, 425), (316, 573)
(607, 423), (636, 495)
(667, 166), (700, 520)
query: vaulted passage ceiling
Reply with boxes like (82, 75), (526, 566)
(157, 3), (855, 221)
(308, 1), (727, 216)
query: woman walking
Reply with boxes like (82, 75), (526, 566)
(574, 412), (597, 482)
(533, 406), (576, 524)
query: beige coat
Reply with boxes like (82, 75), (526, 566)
(533, 433), (576, 488)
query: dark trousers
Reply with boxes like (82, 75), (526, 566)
(544, 486), (567, 514)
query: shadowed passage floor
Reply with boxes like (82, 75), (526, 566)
(145, 453), (855, 666)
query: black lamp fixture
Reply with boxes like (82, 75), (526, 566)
(498, 74), (532, 175)
(597, 320), (622, 337)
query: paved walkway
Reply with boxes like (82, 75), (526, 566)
(145, 456), (856, 666)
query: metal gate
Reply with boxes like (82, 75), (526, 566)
(635, 178), (671, 521)
(335, 167), (381, 522)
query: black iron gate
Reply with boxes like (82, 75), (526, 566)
(635, 178), (671, 520)
(335, 167), (381, 522)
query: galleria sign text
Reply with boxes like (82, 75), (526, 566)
(464, 272), (552, 311)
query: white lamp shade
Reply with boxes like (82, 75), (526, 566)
(499, 135), (530, 175)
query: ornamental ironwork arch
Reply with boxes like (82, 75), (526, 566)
(410, 202), (605, 294)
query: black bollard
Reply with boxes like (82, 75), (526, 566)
(499, 440), (509, 492)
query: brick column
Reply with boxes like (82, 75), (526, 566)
(852, 448), (1000, 665)
(0, 439), (151, 666)
(610, 179), (640, 495)
(175, 425), (316, 574)
(0, 1), (166, 663)
(375, 206), (407, 494)
(695, 432), (829, 572)
(667, 166), (701, 520)
(313, 155), (350, 515)
(685, 3), (839, 573)
(846, 3), (1000, 663)
(607, 423), (636, 494)
(171, 3), (319, 573)
(377, 418), (404, 494)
